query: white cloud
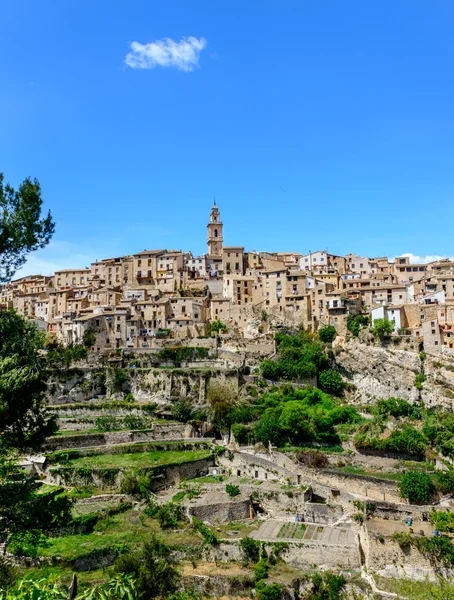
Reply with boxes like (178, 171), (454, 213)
(125, 36), (207, 72)
(398, 252), (454, 264)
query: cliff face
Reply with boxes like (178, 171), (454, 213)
(335, 337), (454, 411)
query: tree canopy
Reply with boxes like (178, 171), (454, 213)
(0, 310), (56, 453)
(0, 173), (54, 282)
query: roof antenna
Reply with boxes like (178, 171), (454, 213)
(213, 196), (216, 206)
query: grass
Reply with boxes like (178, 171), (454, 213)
(17, 566), (109, 590)
(374, 575), (454, 599)
(331, 466), (403, 482)
(36, 483), (63, 495)
(63, 449), (211, 470)
(197, 475), (226, 484)
(281, 444), (344, 454)
(36, 509), (201, 561)
(209, 521), (262, 538)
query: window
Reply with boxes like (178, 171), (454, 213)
(435, 341), (439, 345)
(138, 260), (141, 266)
(214, 229), (218, 238)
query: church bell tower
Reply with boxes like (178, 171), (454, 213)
(207, 201), (223, 257)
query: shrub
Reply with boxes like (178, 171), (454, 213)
(310, 572), (347, 599)
(318, 325), (337, 343)
(96, 415), (121, 431)
(113, 368), (128, 391)
(171, 400), (193, 423)
(399, 470), (435, 504)
(346, 314), (370, 337)
(318, 369), (344, 396)
(375, 397), (422, 420)
(120, 472), (141, 496)
(82, 329), (96, 348)
(114, 535), (180, 599)
(431, 509), (454, 533)
(354, 426), (427, 456)
(415, 373), (426, 390)
(226, 484), (240, 498)
(231, 423), (251, 445)
(254, 559), (269, 581)
(255, 581), (283, 600)
(240, 536), (261, 564)
(192, 517), (218, 545)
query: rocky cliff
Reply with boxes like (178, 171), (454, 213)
(335, 336), (454, 410)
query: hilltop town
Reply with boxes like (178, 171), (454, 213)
(4, 203), (454, 599)
(2, 202), (454, 352)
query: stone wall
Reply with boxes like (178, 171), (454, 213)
(44, 422), (188, 451)
(187, 492), (251, 523)
(48, 456), (214, 491)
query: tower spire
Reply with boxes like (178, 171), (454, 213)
(207, 201), (223, 257)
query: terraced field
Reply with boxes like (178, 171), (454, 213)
(65, 449), (211, 469)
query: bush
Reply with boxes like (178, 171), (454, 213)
(318, 369), (344, 396)
(309, 571), (346, 599)
(240, 536), (260, 564)
(318, 325), (337, 343)
(375, 397), (422, 420)
(415, 373), (426, 390)
(372, 318), (395, 339)
(171, 400), (193, 423)
(192, 517), (218, 545)
(231, 423), (251, 445)
(114, 535), (180, 599)
(145, 501), (183, 528)
(354, 426), (427, 456)
(226, 484), (240, 498)
(120, 472), (141, 496)
(254, 559), (269, 581)
(82, 329), (96, 348)
(260, 331), (328, 382)
(399, 470), (435, 504)
(431, 509), (454, 532)
(255, 581), (282, 600)
(346, 314), (370, 337)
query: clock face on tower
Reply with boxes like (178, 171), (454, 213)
(207, 203), (223, 257)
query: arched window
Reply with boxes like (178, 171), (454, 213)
(214, 229), (218, 238)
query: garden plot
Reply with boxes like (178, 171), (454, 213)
(251, 519), (357, 546)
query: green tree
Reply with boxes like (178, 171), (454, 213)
(346, 314), (370, 337)
(0, 310), (56, 452)
(0, 465), (73, 554)
(82, 329), (96, 348)
(254, 408), (282, 446)
(114, 535), (180, 599)
(208, 319), (228, 336)
(318, 325), (337, 343)
(278, 401), (313, 444)
(318, 369), (344, 396)
(0, 173), (55, 282)
(372, 318), (395, 339)
(399, 470), (435, 504)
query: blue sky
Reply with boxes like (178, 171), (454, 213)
(2, 0), (454, 277)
